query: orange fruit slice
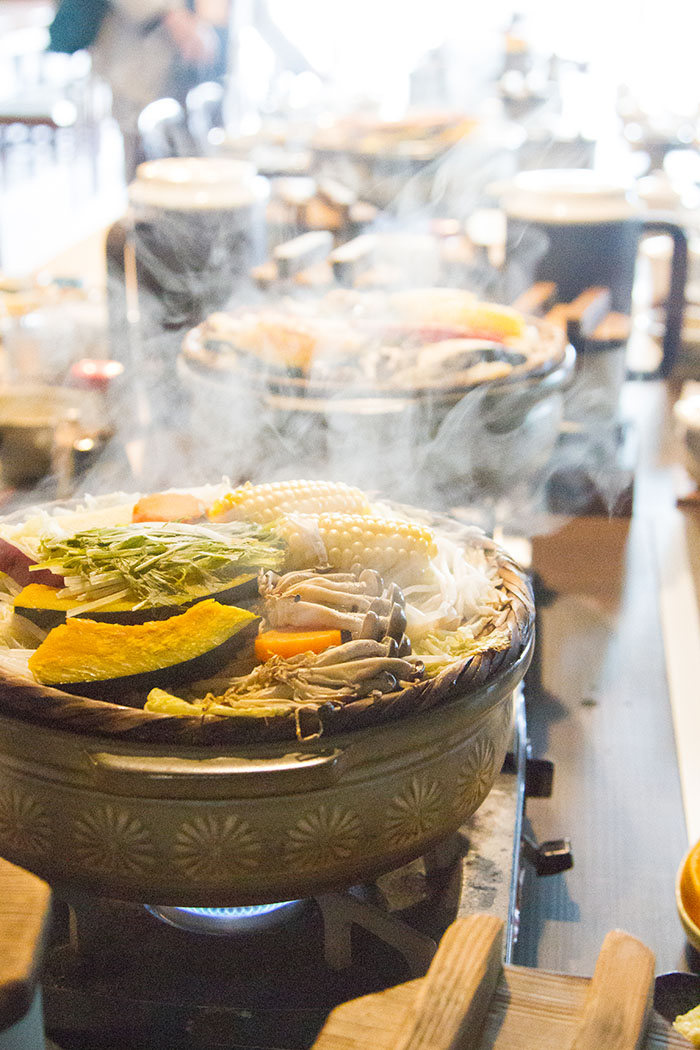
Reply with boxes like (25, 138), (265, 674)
(680, 839), (700, 928)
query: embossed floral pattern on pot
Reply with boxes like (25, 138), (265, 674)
(285, 805), (362, 872)
(72, 805), (156, 876)
(454, 736), (496, 816)
(174, 813), (262, 879)
(0, 787), (51, 855)
(384, 776), (443, 849)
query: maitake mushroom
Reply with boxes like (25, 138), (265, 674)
(259, 567), (410, 652)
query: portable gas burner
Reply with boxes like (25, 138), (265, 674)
(41, 687), (570, 1050)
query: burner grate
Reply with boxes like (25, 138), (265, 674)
(146, 900), (306, 935)
(44, 688), (528, 1050)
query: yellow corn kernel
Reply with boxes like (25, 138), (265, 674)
(316, 513), (437, 579)
(209, 480), (372, 524)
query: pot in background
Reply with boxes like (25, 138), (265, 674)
(178, 310), (574, 510)
(0, 385), (104, 487)
(106, 157), (269, 358)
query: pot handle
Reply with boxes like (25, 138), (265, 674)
(86, 746), (348, 800)
(641, 219), (688, 377)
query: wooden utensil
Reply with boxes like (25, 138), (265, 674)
(311, 918), (687, 1050)
(568, 929), (655, 1050)
(391, 914), (503, 1050)
(0, 857), (51, 1031)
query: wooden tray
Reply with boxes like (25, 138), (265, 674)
(312, 915), (691, 1050)
(0, 857), (51, 1032)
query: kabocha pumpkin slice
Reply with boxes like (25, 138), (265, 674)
(14, 574), (259, 630)
(27, 599), (259, 698)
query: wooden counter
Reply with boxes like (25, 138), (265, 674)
(515, 379), (698, 976)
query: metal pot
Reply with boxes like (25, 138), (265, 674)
(0, 642), (529, 906)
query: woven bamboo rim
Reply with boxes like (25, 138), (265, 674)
(0, 526), (534, 746)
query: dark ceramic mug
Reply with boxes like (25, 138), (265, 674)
(106, 158), (268, 350)
(496, 169), (687, 376)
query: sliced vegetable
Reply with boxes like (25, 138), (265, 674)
(132, 492), (206, 524)
(0, 538), (63, 588)
(13, 574), (259, 630)
(459, 302), (527, 341)
(35, 521), (285, 608)
(143, 688), (204, 717)
(27, 599), (259, 697)
(146, 688), (295, 720)
(254, 629), (343, 663)
(414, 624), (511, 677)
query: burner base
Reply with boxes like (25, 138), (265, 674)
(44, 693), (527, 1050)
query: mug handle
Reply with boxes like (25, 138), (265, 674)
(642, 220), (688, 377)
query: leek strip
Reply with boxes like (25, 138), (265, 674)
(37, 522), (285, 606)
(64, 589), (132, 617)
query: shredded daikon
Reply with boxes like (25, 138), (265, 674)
(403, 531), (500, 639)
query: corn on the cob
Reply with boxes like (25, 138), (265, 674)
(208, 480), (371, 524)
(315, 512), (437, 581)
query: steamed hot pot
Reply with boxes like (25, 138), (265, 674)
(310, 109), (480, 210)
(0, 486), (534, 906)
(178, 288), (575, 502)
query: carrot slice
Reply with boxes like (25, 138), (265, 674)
(254, 629), (342, 662)
(132, 492), (206, 523)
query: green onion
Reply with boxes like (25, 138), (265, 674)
(35, 521), (287, 607)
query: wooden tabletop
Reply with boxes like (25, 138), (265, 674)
(515, 379), (698, 976)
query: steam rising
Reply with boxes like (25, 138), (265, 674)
(21, 146), (633, 539)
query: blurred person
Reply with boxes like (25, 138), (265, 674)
(91, 0), (223, 178)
